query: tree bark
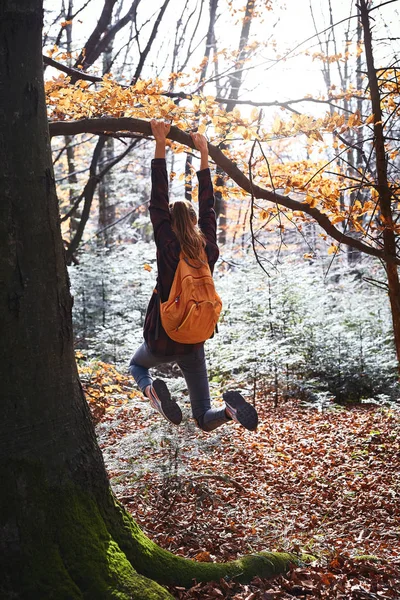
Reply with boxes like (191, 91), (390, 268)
(0, 3), (297, 597)
(359, 0), (400, 368)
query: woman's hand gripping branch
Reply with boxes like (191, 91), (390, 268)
(151, 119), (171, 159)
(150, 120), (209, 169)
(190, 132), (209, 170)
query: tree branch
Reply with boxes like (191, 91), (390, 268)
(88, 0), (141, 70)
(48, 117), (400, 265)
(131, 0), (171, 83)
(74, 0), (118, 69)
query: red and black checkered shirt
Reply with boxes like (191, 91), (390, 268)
(143, 158), (219, 356)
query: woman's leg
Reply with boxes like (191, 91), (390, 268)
(129, 342), (182, 425)
(128, 342), (161, 393)
(177, 346), (230, 432)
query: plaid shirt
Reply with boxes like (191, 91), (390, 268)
(143, 158), (219, 356)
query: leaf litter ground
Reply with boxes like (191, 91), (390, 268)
(81, 361), (400, 599)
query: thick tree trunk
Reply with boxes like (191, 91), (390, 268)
(360, 0), (400, 369)
(0, 3), (296, 598)
(0, 4), (106, 487)
(0, 2), (141, 596)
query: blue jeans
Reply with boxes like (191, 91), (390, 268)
(129, 342), (229, 432)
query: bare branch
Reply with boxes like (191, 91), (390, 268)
(369, 0), (400, 12)
(131, 0), (171, 83)
(85, 0), (141, 71)
(74, 0), (118, 69)
(249, 140), (271, 276)
(44, 52), (367, 115)
(43, 55), (103, 82)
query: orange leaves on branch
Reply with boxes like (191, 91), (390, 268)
(327, 244), (339, 255)
(304, 195), (319, 209)
(270, 113), (326, 142)
(47, 44), (59, 57)
(251, 152), (382, 248)
(45, 70), (265, 149)
(259, 159), (341, 215)
(45, 63), (395, 253)
(267, 103), (379, 147)
(352, 219), (366, 235)
(365, 113), (375, 125)
(312, 51), (344, 63)
(46, 76), (181, 122)
(331, 215), (346, 225)
(347, 109), (362, 128)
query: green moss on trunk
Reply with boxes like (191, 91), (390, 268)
(0, 463), (172, 600)
(106, 499), (298, 588)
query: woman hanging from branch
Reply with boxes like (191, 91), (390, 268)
(129, 120), (258, 432)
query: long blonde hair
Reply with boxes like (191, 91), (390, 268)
(170, 200), (206, 260)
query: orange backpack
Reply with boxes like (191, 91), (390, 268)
(159, 251), (222, 344)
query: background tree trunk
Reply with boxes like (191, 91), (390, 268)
(98, 41), (116, 246)
(360, 0), (400, 369)
(63, 0), (81, 240)
(215, 0), (255, 245)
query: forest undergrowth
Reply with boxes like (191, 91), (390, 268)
(80, 359), (400, 599)
(70, 242), (400, 405)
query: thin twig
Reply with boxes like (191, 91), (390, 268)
(249, 140), (270, 277)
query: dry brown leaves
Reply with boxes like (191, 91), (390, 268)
(84, 363), (400, 599)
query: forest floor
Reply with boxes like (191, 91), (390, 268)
(80, 360), (400, 599)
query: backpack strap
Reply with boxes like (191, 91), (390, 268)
(183, 256), (207, 269)
(180, 250), (208, 270)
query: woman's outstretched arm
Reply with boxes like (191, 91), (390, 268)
(190, 132), (209, 170)
(191, 132), (219, 266)
(151, 119), (170, 159)
(149, 120), (175, 249)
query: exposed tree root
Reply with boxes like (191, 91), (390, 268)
(0, 464), (297, 599)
